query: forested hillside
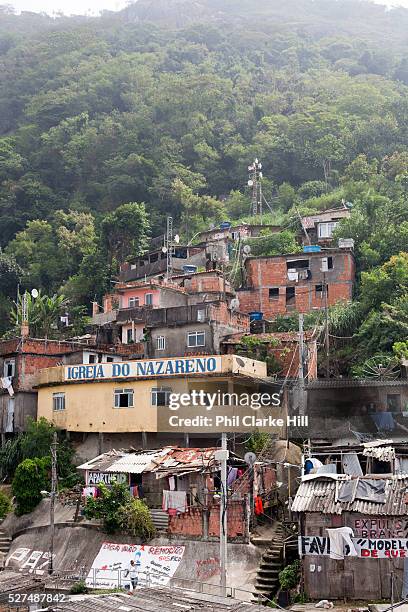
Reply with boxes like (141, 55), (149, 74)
(0, 0), (407, 373)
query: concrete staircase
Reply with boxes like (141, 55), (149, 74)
(252, 523), (286, 603)
(0, 529), (11, 560)
(150, 508), (169, 532)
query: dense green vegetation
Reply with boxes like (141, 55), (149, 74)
(0, 0), (407, 374)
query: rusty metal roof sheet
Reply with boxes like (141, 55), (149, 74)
(78, 447), (245, 477)
(291, 475), (408, 515)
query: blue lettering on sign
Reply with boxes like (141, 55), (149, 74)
(136, 362), (147, 376)
(66, 357), (220, 381)
(165, 361), (174, 374)
(112, 363), (121, 377)
(96, 365), (104, 378)
(207, 358), (216, 372)
(195, 358), (206, 373)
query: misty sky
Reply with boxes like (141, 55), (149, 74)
(6, 0), (408, 16)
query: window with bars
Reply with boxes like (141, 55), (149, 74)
(156, 336), (166, 350)
(53, 393), (65, 411)
(114, 388), (134, 408)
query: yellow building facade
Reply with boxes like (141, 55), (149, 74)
(36, 355), (286, 439)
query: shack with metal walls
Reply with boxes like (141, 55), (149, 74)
(292, 442), (408, 600)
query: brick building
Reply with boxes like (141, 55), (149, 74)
(120, 245), (206, 282)
(221, 331), (318, 380)
(92, 272), (250, 358)
(77, 445), (276, 541)
(237, 248), (355, 319)
(301, 204), (351, 245)
(0, 338), (124, 440)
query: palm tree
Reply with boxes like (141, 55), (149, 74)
(11, 291), (68, 339)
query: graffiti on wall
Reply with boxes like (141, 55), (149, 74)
(6, 548), (53, 574)
(195, 557), (220, 581)
(300, 536), (408, 558)
(353, 518), (408, 539)
(86, 543), (185, 588)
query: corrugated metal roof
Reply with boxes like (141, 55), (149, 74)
(291, 475), (408, 515)
(49, 588), (265, 611)
(78, 447), (245, 477)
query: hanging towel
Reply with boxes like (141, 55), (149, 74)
(254, 496), (264, 515)
(162, 490), (187, 514)
(227, 467), (238, 486)
(326, 527), (357, 559)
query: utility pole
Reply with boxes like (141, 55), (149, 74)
(324, 271), (330, 378)
(298, 313), (305, 416)
(248, 159), (263, 223)
(215, 434), (229, 595)
(49, 431), (58, 575)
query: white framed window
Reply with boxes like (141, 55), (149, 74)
(197, 309), (206, 322)
(3, 359), (15, 378)
(128, 297), (139, 308)
(53, 393), (65, 411)
(318, 221), (338, 239)
(127, 328), (134, 343)
(187, 331), (206, 348)
(114, 388), (134, 408)
(145, 293), (153, 306)
(88, 354), (97, 364)
(151, 387), (172, 406)
(156, 336), (166, 351)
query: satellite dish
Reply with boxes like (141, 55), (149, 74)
(244, 452), (257, 467)
(31, 289), (39, 298)
(162, 246), (168, 253)
(243, 244), (251, 255)
(248, 180), (253, 187)
(174, 234), (180, 244)
(230, 298), (240, 311)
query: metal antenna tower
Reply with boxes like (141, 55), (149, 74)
(248, 159), (263, 222)
(166, 216), (173, 280)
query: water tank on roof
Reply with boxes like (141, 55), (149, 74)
(303, 245), (321, 253)
(220, 221), (232, 230)
(249, 311), (263, 321)
(338, 238), (355, 249)
(182, 265), (198, 274)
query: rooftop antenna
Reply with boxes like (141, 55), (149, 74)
(248, 159), (263, 223)
(164, 216), (179, 281)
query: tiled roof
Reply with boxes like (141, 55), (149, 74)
(291, 475), (408, 515)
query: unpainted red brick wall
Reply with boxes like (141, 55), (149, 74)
(17, 354), (63, 391)
(167, 500), (247, 539)
(209, 302), (249, 332)
(238, 253), (354, 318)
(208, 501), (247, 538)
